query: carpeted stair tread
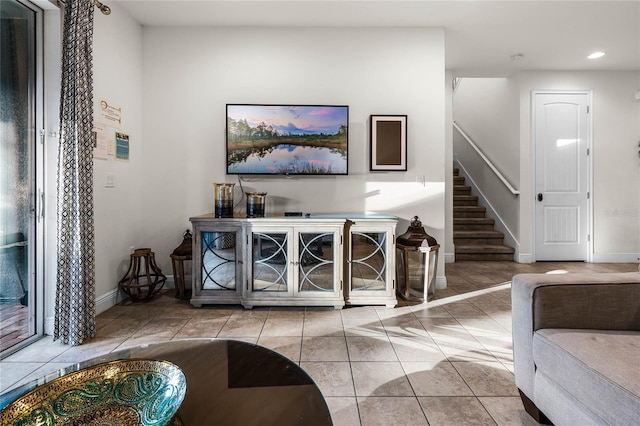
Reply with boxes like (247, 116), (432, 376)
(454, 223), (496, 231)
(455, 253), (515, 261)
(454, 206), (486, 211)
(455, 245), (515, 254)
(453, 186), (472, 195)
(453, 168), (514, 261)
(453, 206), (486, 218)
(453, 195), (479, 206)
(454, 218), (495, 225)
(454, 230), (505, 238)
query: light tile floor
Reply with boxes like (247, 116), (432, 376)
(1, 261), (637, 425)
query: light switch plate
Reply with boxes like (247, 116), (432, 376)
(105, 172), (115, 188)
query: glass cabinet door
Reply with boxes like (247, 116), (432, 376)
(201, 231), (238, 291)
(350, 231), (388, 291)
(297, 232), (335, 293)
(251, 231), (289, 292)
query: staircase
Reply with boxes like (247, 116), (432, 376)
(453, 168), (515, 261)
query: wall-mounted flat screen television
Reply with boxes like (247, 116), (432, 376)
(226, 104), (348, 175)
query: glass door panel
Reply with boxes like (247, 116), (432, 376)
(350, 231), (387, 291)
(0, 0), (40, 357)
(298, 232), (334, 293)
(201, 232), (237, 291)
(252, 232), (288, 292)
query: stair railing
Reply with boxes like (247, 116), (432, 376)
(453, 121), (520, 196)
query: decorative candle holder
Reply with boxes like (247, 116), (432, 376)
(213, 183), (235, 218)
(246, 192), (267, 218)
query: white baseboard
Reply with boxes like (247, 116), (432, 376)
(96, 288), (123, 315)
(436, 275), (447, 289)
(518, 253), (638, 263)
(44, 277), (177, 336)
(444, 252), (455, 263)
(518, 253), (533, 263)
(591, 253), (640, 263)
(45, 316), (54, 335)
(95, 276), (176, 314)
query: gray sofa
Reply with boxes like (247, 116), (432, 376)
(511, 272), (640, 425)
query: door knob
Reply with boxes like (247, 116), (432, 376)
(537, 193), (543, 202)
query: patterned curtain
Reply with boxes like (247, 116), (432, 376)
(54, 0), (96, 345)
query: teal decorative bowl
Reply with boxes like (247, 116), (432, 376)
(0, 359), (186, 426)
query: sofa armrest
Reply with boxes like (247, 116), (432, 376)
(511, 272), (640, 399)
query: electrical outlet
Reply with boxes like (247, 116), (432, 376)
(129, 246), (135, 254)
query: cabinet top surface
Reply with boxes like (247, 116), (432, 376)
(190, 212), (399, 222)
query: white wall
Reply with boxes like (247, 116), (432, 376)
(139, 26), (446, 284)
(90, 5), (144, 313)
(452, 77), (521, 247)
(75, 24), (446, 308)
(444, 71), (454, 262)
(43, 8), (61, 334)
(451, 72), (639, 263)
(45, 3), (144, 332)
(453, 78), (520, 186)
(518, 71), (640, 262)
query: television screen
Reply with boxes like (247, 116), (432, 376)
(226, 104), (348, 175)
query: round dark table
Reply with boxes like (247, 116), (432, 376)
(0, 339), (332, 426)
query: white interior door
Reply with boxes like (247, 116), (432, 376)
(534, 92), (590, 261)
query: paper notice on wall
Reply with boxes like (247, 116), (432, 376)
(100, 99), (122, 128)
(92, 122), (108, 159)
(115, 132), (130, 162)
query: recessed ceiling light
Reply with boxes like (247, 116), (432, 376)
(588, 51), (606, 59)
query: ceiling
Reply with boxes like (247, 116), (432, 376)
(113, 0), (640, 76)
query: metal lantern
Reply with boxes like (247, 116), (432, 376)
(170, 230), (193, 299)
(395, 216), (440, 302)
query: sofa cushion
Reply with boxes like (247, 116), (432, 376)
(533, 329), (640, 425)
(534, 372), (607, 426)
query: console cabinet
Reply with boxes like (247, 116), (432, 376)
(191, 222), (244, 307)
(190, 213), (397, 308)
(345, 218), (397, 308)
(246, 223), (344, 308)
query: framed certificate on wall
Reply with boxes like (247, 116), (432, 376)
(370, 115), (407, 171)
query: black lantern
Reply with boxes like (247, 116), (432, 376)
(170, 230), (193, 299)
(395, 216), (440, 302)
